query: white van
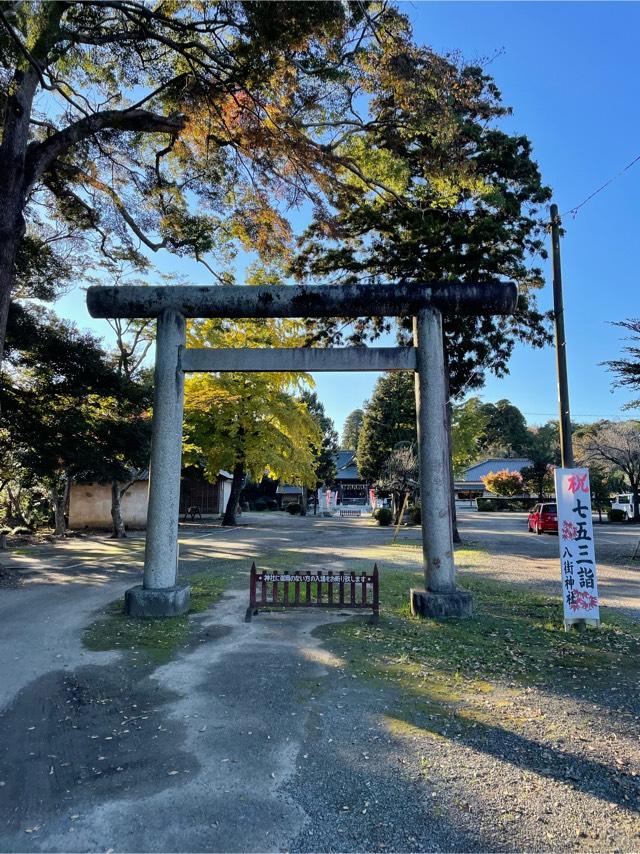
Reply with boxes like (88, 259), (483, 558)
(611, 493), (635, 520)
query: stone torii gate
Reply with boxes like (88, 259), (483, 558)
(87, 281), (517, 619)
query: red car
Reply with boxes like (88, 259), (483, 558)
(528, 502), (558, 535)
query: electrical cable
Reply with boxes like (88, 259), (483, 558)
(562, 152), (640, 219)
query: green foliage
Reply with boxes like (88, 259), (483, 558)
(1, 302), (151, 533)
(604, 318), (640, 410)
(450, 397), (488, 477)
(300, 390), (338, 486)
(341, 409), (364, 450)
(520, 462), (555, 501)
(481, 469), (524, 497)
(1, 303), (137, 529)
(478, 399), (530, 457)
(608, 508), (627, 524)
(525, 420), (561, 466)
(0, 0), (409, 356)
(589, 466), (614, 515)
(357, 373), (416, 483)
(409, 505), (421, 525)
(374, 507), (393, 526)
(293, 34), (553, 395)
(476, 497), (533, 512)
(286, 503), (301, 516)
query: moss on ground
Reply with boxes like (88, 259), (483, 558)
(83, 571), (233, 664)
(82, 549), (317, 664)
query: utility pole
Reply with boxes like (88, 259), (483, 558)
(549, 203), (574, 468)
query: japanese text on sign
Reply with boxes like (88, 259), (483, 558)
(261, 573), (367, 584)
(554, 467), (600, 624)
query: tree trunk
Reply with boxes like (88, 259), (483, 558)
(632, 485), (640, 523)
(50, 476), (71, 536)
(110, 480), (127, 538)
(223, 462), (245, 526)
(0, 65), (40, 361)
(51, 488), (65, 536)
(443, 349), (461, 544)
(300, 485), (308, 516)
(7, 484), (30, 528)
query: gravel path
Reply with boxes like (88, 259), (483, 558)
(285, 669), (640, 852)
(0, 514), (638, 852)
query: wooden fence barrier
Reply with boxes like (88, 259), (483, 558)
(245, 563), (379, 622)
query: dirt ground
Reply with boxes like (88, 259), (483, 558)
(0, 511), (638, 852)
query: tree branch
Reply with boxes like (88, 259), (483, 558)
(25, 109), (187, 189)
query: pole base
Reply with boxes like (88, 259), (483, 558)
(124, 584), (191, 618)
(410, 587), (473, 619)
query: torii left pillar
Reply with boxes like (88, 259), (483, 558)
(125, 309), (191, 617)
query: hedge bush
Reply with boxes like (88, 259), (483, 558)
(476, 497), (536, 512)
(374, 507), (393, 526)
(409, 505), (421, 525)
(607, 508), (627, 523)
(286, 503), (301, 515)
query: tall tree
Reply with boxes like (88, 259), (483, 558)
(341, 409), (364, 450)
(300, 390), (338, 515)
(478, 399), (530, 457)
(575, 421), (640, 523)
(87, 375), (152, 539)
(0, 1), (396, 358)
(1, 303), (124, 534)
(450, 397), (488, 477)
(519, 420), (560, 501)
(520, 462), (555, 502)
(183, 315), (321, 526)
(604, 319), (640, 410)
(293, 30), (552, 395)
(356, 372), (415, 483)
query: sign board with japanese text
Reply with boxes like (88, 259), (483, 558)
(554, 467), (600, 628)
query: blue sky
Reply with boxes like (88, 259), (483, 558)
(57, 1), (640, 440)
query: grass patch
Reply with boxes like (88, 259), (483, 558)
(83, 570), (231, 664)
(313, 564), (640, 732)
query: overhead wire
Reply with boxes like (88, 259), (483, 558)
(562, 152), (640, 219)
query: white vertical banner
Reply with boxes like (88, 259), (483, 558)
(554, 467), (600, 627)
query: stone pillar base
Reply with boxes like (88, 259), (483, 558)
(410, 588), (473, 619)
(125, 584), (191, 618)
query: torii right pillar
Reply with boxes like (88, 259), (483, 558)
(411, 307), (473, 618)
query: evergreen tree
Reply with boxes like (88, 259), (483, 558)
(294, 32), (552, 395)
(300, 391), (339, 487)
(356, 373), (415, 483)
(341, 409), (364, 450)
(1, 303), (134, 534)
(478, 400), (530, 457)
(604, 319), (640, 410)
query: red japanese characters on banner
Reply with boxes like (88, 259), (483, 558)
(554, 467), (600, 626)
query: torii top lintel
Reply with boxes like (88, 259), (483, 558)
(86, 281), (517, 320)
